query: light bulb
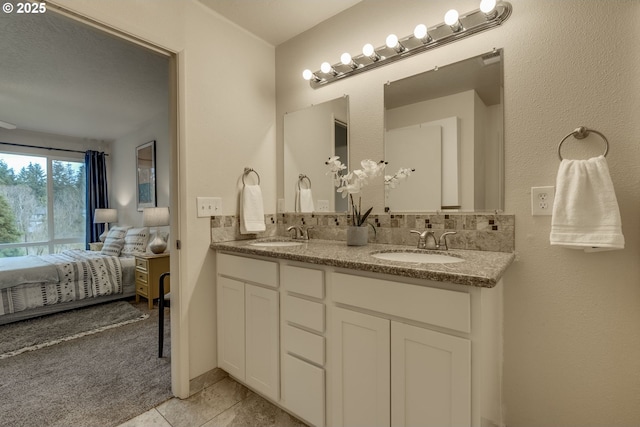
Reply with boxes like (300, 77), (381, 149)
(444, 9), (459, 26)
(362, 43), (375, 57)
(302, 69), (313, 80)
(340, 52), (352, 65)
(385, 34), (399, 49)
(414, 24), (427, 39)
(320, 62), (332, 74)
(480, 0), (497, 13)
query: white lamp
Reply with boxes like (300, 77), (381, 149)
(94, 208), (118, 242)
(143, 207), (170, 254)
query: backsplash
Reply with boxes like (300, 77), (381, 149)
(210, 212), (514, 253)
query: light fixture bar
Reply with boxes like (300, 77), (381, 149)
(307, 1), (512, 89)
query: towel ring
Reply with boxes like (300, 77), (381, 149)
(298, 174), (312, 190)
(557, 126), (609, 161)
(242, 167), (260, 185)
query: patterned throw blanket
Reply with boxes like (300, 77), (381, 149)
(0, 250), (122, 316)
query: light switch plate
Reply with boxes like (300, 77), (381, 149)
(197, 197), (222, 217)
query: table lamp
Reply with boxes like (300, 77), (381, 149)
(94, 208), (118, 242)
(143, 207), (170, 254)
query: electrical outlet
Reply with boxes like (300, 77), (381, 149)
(317, 200), (329, 212)
(531, 186), (555, 216)
(196, 197), (222, 217)
(277, 199), (285, 213)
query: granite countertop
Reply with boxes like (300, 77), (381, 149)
(211, 238), (515, 288)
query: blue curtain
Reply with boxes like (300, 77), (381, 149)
(85, 151), (109, 248)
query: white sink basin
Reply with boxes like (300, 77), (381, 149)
(250, 241), (304, 247)
(371, 251), (463, 264)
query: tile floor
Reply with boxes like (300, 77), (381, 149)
(117, 370), (307, 427)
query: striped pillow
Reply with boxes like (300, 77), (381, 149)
(105, 226), (131, 240)
(122, 227), (150, 255)
(101, 236), (125, 256)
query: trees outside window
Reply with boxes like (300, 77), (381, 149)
(0, 154), (86, 257)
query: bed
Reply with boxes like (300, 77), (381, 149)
(0, 226), (151, 325)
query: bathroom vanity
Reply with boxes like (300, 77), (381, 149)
(212, 239), (514, 427)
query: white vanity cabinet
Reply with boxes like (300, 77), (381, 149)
(331, 271), (500, 427)
(280, 264), (327, 427)
(216, 253), (280, 401)
(215, 250), (504, 427)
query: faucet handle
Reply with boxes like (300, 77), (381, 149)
(438, 231), (457, 250)
(410, 230), (427, 249)
(303, 226), (314, 240)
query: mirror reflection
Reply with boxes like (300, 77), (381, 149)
(284, 96), (349, 212)
(384, 49), (504, 212)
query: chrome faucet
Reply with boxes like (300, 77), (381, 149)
(287, 224), (313, 240)
(410, 230), (457, 250)
(410, 230), (437, 249)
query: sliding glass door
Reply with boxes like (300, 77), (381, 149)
(0, 152), (86, 257)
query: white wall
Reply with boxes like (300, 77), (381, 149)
(54, 0), (276, 397)
(276, 0), (640, 425)
(111, 110), (170, 228)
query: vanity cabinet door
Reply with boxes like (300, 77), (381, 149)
(332, 307), (390, 427)
(391, 322), (471, 427)
(217, 276), (245, 380)
(245, 283), (280, 401)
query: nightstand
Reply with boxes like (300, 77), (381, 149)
(89, 242), (104, 251)
(134, 252), (170, 309)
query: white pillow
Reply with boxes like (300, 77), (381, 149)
(101, 236), (125, 256)
(122, 227), (150, 255)
(105, 226), (131, 240)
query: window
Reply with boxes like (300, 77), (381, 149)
(0, 151), (86, 257)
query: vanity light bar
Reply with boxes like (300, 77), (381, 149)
(303, 0), (512, 89)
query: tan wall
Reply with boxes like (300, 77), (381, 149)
(276, 0), (640, 424)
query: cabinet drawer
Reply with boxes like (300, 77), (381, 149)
(135, 270), (148, 284)
(285, 295), (324, 333)
(332, 272), (471, 333)
(282, 265), (324, 299)
(218, 253), (278, 288)
(283, 354), (325, 427)
(285, 324), (325, 366)
(136, 283), (148, 296)
(135, 257), (148, 271)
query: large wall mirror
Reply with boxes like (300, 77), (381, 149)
(284, 96), (349, 212)
(384, 49), (504, 212)
(136, 140), (156, 211)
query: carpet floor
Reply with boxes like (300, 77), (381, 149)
(0, 301), (148, 359)
(0, 300), (172, 427)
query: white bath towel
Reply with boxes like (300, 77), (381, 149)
(240, 184), (266, 234)
(550, 155), (624, 251)
(296, 188), (315, 213)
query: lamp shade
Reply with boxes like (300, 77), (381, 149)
(94, 208), (118, 224)
(143, 207), (170, 227)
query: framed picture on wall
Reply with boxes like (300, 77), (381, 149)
(136, 140), (157, 211)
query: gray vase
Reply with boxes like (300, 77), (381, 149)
(347, 226), (368, 246)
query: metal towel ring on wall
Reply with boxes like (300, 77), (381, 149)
(242, 167), (260, 185)
(298, 174), (312, 190)
(557, 126), (609, 161)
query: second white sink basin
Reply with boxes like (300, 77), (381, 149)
(250, 241), (304, 247)
(372, 251), (464, 264)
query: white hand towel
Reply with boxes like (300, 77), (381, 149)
(550, 155), (624, 251)
(240, 184), (266, 234)
(297, 188), (315, 213)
